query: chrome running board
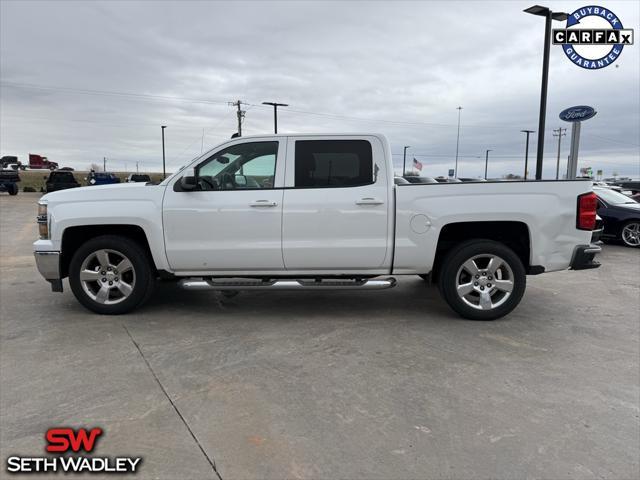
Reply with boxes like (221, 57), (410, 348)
(179, 277), (397, 291)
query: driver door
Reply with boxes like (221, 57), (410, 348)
(162, 138), (286, 272)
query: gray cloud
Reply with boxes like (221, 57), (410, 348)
(1, 0), (638, 178)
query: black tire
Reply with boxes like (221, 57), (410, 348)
(8, 183), (18, 195)
(438, 240), (526, 320)
(69, 235), (156, 314)
(619, 220), (640, 248)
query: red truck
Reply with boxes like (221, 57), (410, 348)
(29, 154), (58, 170)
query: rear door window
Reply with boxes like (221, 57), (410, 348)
(294, 140), (373, 188)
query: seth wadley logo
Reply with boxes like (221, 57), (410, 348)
(5, 427), (142, 474)
(553, 5), (634, 69)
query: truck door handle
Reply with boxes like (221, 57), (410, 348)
(249, 200), (278, 207)
(356, 197), (384, 205)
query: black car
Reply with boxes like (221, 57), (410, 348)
(44, 171), (80, 193)
(594, 187), (640, 248)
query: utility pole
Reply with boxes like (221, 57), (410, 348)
(262, 102), (288, 133)
(161, 125), (166, 180)
(103, 157), (106, 172)
(521, 130), (535, 180)
(229, 100), (246, 136)
(553, 127), (567, 180)
(484, 149), (492, 179)
(403, 146), (411, 176)
(454, 106), (463, 178)
(136, 161), (139, 173)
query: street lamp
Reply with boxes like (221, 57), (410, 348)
(161, 126), (167, 180)
(524, 5), (568, 180)
(484, 149), (492, 179)
(454, 106), (462, 177)
(403, 146), (411, 176)
(262, 102), (288, 134)
(521, 129), (535, 180)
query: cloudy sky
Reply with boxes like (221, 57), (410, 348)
(1, 0), (638, 178)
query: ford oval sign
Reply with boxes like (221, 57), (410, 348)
(559, 106), (597, 123)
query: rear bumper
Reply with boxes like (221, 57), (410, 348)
(569, 244), (602, 270)
(34, 251), (63, 292)
(591, 227), (603, 243)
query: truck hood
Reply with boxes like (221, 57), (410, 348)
(41, 181), (163, 204)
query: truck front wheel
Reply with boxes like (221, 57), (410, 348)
(438, 240), (526, 320)
(69, 235), (156, 315)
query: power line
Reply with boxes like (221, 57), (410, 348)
(589, 134), (640, 148)
(3, 81), (528, 131)
(0, 81), (229, 106)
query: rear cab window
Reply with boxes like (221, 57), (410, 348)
(50, 172), (75, 183)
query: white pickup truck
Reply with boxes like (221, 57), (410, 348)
(34, 134), (601, 320)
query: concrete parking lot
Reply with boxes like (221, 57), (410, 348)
(1, 192), (639, 479)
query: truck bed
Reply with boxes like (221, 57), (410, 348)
(393, 180), (594, 274)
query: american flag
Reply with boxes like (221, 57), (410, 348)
(413, 158), (423, 171)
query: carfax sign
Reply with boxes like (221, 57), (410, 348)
(553, 5), (634, 69)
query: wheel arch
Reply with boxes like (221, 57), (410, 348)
(60, 225), (156, 278)
(432, 221), (531, 280)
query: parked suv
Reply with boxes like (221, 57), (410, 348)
(44, 171), (80, 193)
(0, 169), (20, 195)
(125, 173), (151, 183)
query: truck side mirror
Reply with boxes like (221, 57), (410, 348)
(179, 168), (197, 191)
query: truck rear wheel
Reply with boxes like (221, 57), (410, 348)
(438, 240), (526, 320)
(69, 235), (155, 315)
(9, 183), (18, 195)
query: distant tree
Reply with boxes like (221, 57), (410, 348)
(89, 163), (101, 172)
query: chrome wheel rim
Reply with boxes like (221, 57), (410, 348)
(622, 223), (640, 247)
(455, 254), (514, 311)
(79, 249), (135, 305)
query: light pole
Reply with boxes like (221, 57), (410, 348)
(521, 129), (535, 180)
(161, 126), (166, 180)
(262, 102), (288, 134)
(403, 146), (411, 176)
(524, 5), (568, 180)
(484, 149), (492, 180)
(454, 106), (462, 177)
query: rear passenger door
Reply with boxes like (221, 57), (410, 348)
(282, 137), (390, 271)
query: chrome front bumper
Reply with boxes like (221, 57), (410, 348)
(34, 251), (63, 292)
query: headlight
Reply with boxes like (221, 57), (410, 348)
(37, 202), (49, 239)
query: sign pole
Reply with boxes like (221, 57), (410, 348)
(567, 122), (581, 179)
(559, 106), (596, 180)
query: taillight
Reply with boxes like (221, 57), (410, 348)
(577, 192), (597, 230)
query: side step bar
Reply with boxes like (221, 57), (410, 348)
(179, 277), (397, 291)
